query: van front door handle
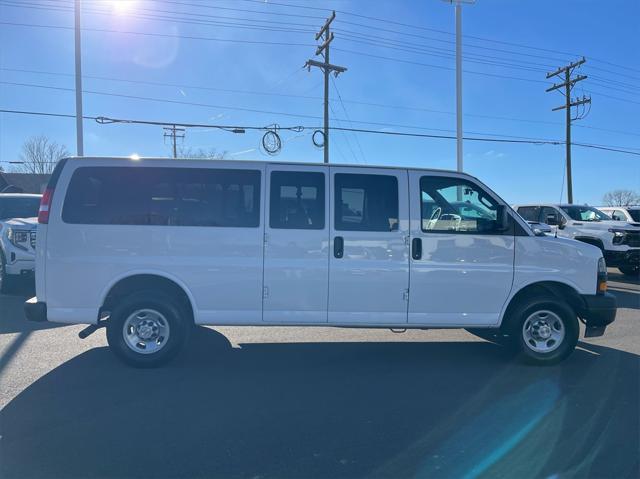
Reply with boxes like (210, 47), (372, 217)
(334, 236), (344, 258)
(412, 237), (422, 260)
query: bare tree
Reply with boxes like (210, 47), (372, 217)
(18, 135), (69, 174)
(175, 145), (227, 160)
(602, 189), (640, 207)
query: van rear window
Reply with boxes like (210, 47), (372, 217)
(62, 166), (261, 227)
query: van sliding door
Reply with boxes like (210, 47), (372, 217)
(328, 167), (410, 324)
(262, 164), (329, 323)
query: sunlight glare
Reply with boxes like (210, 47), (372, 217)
(107, 0), (137, 15)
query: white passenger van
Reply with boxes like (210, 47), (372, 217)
(25, 157), (616, 367)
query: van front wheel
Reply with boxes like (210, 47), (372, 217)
(106, 291), (190, 367)
(507, 297), (579, 365)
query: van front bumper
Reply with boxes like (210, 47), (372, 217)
(579, 292), (616, 327)
(24, 297), (47, 322)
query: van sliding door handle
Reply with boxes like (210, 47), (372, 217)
(334, 236), (344, 258)
(412, 237), (422, 260)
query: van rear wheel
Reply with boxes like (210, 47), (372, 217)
(506, 296), (578, 365)
(106, 291), (190, 367)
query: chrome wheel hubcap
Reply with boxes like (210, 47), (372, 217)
(522, 310), (565, 354)
(123, 309), (170, 354)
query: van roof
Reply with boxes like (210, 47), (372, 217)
(62, 156), (479, 179)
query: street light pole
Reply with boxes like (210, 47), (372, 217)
(455, 2), (462, 173)
(74, 0), (84, 156)
(443, 0), (474, 173)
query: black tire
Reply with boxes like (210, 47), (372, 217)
(0, 250), (13, 294)
(106, 290), (191, 368)
(504, 296), (579, 365)
(618, 264), (640, 277)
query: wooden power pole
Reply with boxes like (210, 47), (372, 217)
(163, 125), (185, 159)
(305, 11), (347, 163)
(546, 57), (591, 204)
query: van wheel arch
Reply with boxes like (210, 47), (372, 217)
(101, 274), (195, 324)
(502, 281), (583, 329)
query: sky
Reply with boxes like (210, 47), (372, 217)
(0, 0), (639, 205)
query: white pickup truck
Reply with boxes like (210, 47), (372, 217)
(514, 203), (640, 276)
(0, 193), (41, 292)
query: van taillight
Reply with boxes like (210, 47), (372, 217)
(38, 188), (53, 224)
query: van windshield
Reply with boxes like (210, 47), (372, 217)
(560, 205), (610, 222)
(0, 197), (41, 220)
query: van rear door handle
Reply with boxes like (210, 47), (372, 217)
(334, 236), (344, 258)
(412, 237), (422, 260)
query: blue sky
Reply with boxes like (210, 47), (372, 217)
(1, 0), (638, 205)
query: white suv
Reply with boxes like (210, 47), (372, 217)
(25, 157), (616, 367)
(0, 193), (41, 292)
(514, 204), (640, 277)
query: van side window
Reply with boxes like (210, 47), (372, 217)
(517, 206), (540, 222)
(62, 167), (261, 227)
(420, 176), (501, 234)
(335, 173), (398, 232)
(269, 171), (325, 229)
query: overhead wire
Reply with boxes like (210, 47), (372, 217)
(2, 68), (639, 138)
(2, 108), (639, 156)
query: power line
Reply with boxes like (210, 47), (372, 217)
(7, 0), (638, 85)
(2, 18), (632, 92)
(0, 21), (315, 48)
(238, 0), (640, 75)
(0, 80), (559, 141)
(0, 0), (318, 34)
(4, 79), (639, 145)
(154, 0), (325, 21)
(4, 66), (637, 138)
(331, 75), (367, 164)
(332, 48), (548, 84)
(2, 108), (638, 156)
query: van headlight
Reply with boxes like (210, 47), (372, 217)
(7, 228), (29, 251)
(597, 257), (607, 294)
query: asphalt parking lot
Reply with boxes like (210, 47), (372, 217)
(0, 270), (638, 479)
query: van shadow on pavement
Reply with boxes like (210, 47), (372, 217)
(0, 327), (638, 479)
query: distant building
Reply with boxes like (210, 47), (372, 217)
(0, 172), (50, 194)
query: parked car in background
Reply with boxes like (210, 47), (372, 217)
(25, 157), (616, 367)
(598, 206), (640, 226)
(514, 203), (640, 277)
(0, 193), (42, 292)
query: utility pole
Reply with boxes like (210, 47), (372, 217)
(305, 11), (347, 163)
(546, 57), (591, 204)
(455, 2), (463, 173)
(163, 125), (185, 159)
(74, 0), (84, 156)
